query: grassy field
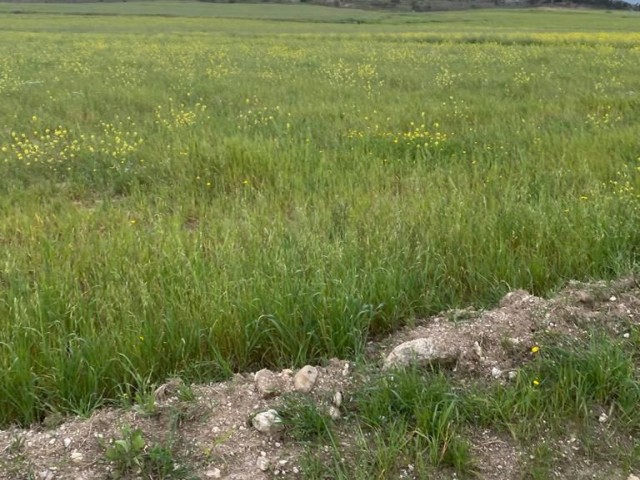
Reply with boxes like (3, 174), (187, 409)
(0, 3), (639, 432)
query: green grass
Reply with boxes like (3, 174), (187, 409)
(0, 6), (638, 427)
(300, 329), (640, 478)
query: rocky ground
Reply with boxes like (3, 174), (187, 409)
(1, 277), (639, 480)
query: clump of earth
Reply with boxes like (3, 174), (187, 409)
(1, 277), (638, 479)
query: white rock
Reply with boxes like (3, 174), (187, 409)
(252, 410), (284, 433)
(384, 338), (458, 370)
(256, 456), (270, 472)
(491, 367), (502, 379)
(623, 333), (630, 338)
(508, 371), (518, 380)
(294, 366), (318, 393)
(598, 412), (608, 423)
(38, 470), (54, 480)
(473, 341), (483, 359)
(609, 296), (617, 302)
(254, 369), (281, 398)
(293, 467), (300, 474)
(204, 468), (222, 478)
(63, 438), (72, 449)
(70, 450), (84, 463)
(342, 362), (351, 377)
(627, 474), (639, 480)
(332, 391), (343, 408)
(329, 406), (341, 420)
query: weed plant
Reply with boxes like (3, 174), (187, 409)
(304, 329), (640, 478)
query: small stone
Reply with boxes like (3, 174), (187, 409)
(473, 341), (483, 359)
(329, 406), (341, 420)
(342, 362), (350, 377)
(576, 290), (594, 305)
(332, 391), (343, 408)
(38, 470), (54, 480)
(609, 296), (617, 302)
(627, 474), (639, 480)
(204, 468), (222, 478)
(294, 366), (318, 393)
(623, 333), (630, 338)
(63, 438), (72, 449)
(384, 338), (458, 370)
(154, 378), (183, 402)
(293, 467), (300, 474)
(70, 450), (84, 463)
(491, 367), (502, 379)
(598, 412), (608, 423)
(256, 456), (270, 472)
(508, 371), (517, 380)
(255, 369), (282, 399)
(252, 410), (283, 433)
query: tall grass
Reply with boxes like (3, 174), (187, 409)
(0, 10), (638, 426)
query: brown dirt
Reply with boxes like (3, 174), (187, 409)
(0, 276), (638, 480)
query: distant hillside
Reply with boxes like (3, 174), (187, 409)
(195, 0), (640, 12)
(1, 0), (638, 10)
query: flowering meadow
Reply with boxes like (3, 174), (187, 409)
(0, 7), (639, 426)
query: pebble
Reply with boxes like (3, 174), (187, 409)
(70, 450), (84, 463)
(294, 366), (318, 393)
(38, 470), (54, 480)
(329, 406), (341, 420)
(252, 410), (284, 433)
(256, 456), (270, 472)
(63, 438), (72, 449)
(254, 369), (282, 399)
(205, 468), (222, 478)
(491, 367), (502, 379)
(332, 391), (343, 408)
(598, 412), (609, 423)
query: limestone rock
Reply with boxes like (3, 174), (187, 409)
(252, 410), (283, 433)
(332, 391), (343, 408)
(294, 366), (318, 393)
(328, 405), (341, 420)
(254, 369), (282, 398)
(70, 450), (84, 463)
(383, 338), (458, 370)
(256, 456), (270, 472)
